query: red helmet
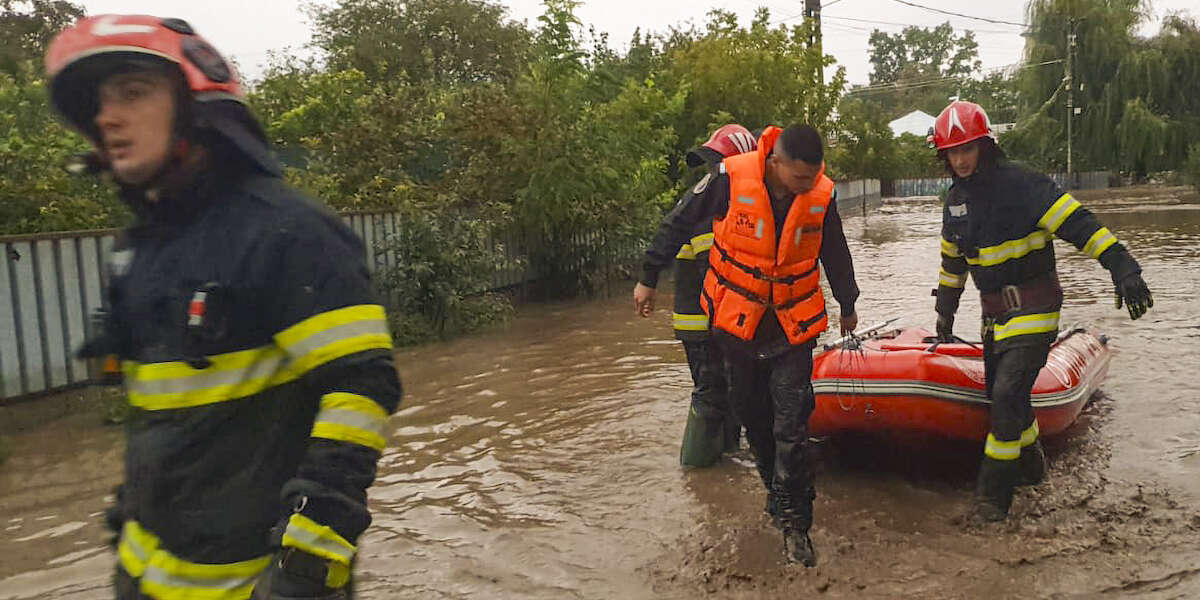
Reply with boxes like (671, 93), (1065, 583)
(45, 15), (243, 137)
(932, 101), (995, 150)
(46, 15), (280, 175)
(686, 124), (756, 167)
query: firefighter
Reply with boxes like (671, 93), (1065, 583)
(930, 100), (1152, 522)
(635, 125), (860, 566)
(636, 124), (757, 467)
(47, 15), (402, 599)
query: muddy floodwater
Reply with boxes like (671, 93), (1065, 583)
(2, 185), (1198, 599)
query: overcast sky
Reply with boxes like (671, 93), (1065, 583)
(78, 0), (1196, 85)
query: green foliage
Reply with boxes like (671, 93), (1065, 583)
(309, 0), (530, 86)
(828, 97), (895, 180)
(506, 0), (683, 295)
(861, 22), (983, 120)
(1013, 1), (1200, 174)
(661, 8), (846, 165)
(373, 207), (513, 345)
(1, 0), (85, 77)
(1184, 144), (1200, 192)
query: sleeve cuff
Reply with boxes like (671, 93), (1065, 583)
(640, 269), (660, 288)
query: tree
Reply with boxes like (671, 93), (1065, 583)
(309, 0), (530, 87)
(0, 0), (85, 77)
(1009, 0), (1200, 175)
(660, 8), (845, 175)
(863, 22), (982, 119)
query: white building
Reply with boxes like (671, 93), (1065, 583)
(888, 110), (936, 138)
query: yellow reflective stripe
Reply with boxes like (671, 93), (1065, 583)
(985, 433), (1021, 460)
(326, 561), (351, 589)
(282, 514), (356, 566)
(940, 237), (961, 258)
(1082, 227), (1118, 259)
(119, 520), (270, 600)
(938, 268), (967, 288)
(1037, 193), (1082, 233)
(690, 233), (714, 253)
(124, 345), (294, 410)
(993, 311), (1060, 341)
(276, 305), (393, 375)
(312, 392), (389, 451)
(966, 231), (1051, 267)
(119, 520), (159, 578)
(672, 312), (709, 331)
(1020, 420), (1040, 447)
(675, 243), (696, 260)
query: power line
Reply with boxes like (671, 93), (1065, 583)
(890, 0), (1028, 28)
(823, 14), (1025, 35)
(845, 58), (1063, 95)
(822, 0), (847, 6)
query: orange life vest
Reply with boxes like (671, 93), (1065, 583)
(702, 127), (834, 346)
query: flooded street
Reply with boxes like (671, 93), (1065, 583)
(2, 185), (1199, 599)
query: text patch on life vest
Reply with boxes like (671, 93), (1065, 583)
(733, 211), (757, 237)
(949, 203), (968, 217)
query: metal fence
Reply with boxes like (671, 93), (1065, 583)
(891, 172), (1111, 198)
(2, 180), (880, 401)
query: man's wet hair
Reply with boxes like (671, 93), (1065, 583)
(777, 124), (823, 164)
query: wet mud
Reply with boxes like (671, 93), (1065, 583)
(1, 185), (1198, 599)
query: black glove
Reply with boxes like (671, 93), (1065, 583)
(935, 313), (955, 342)
(252, 549), (350, 600)
(1114, 272), (1153, 320)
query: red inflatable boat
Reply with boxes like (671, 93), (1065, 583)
(810, 325), (1112, 441)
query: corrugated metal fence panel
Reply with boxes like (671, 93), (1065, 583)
(893, 172), (1111, 198)
(893, 177), (953, 198)
(0, 246), (19, 398)
(2, 232), (115, 399)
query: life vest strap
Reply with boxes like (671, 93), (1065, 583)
(712, 241), (818, 285)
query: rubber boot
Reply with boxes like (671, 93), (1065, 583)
(679, 406), (724, 468)
(970, 457), (1019, 522)
(781, 525), (818, 567)
(1016, 440), (1046, 487)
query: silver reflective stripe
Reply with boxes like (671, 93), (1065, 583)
(126, 352), (287, 397)
(315, 408), (386, 436)
(736, 195), (755, 205)
(755, 219), (764, 239)
(283, 319), (390, 360)
(286, 522), (355, 562)
(794, 228), (802, 246)
(810, 205), (825, 214)
(142, 565), (260, 594)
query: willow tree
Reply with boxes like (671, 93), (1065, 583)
(1009, 0), (1200, 175)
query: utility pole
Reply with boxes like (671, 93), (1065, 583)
(806, 0), (823, 85)
(1065, 19), (1077, 189)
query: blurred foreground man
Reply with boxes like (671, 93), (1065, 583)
(47, 15), (401, 599)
